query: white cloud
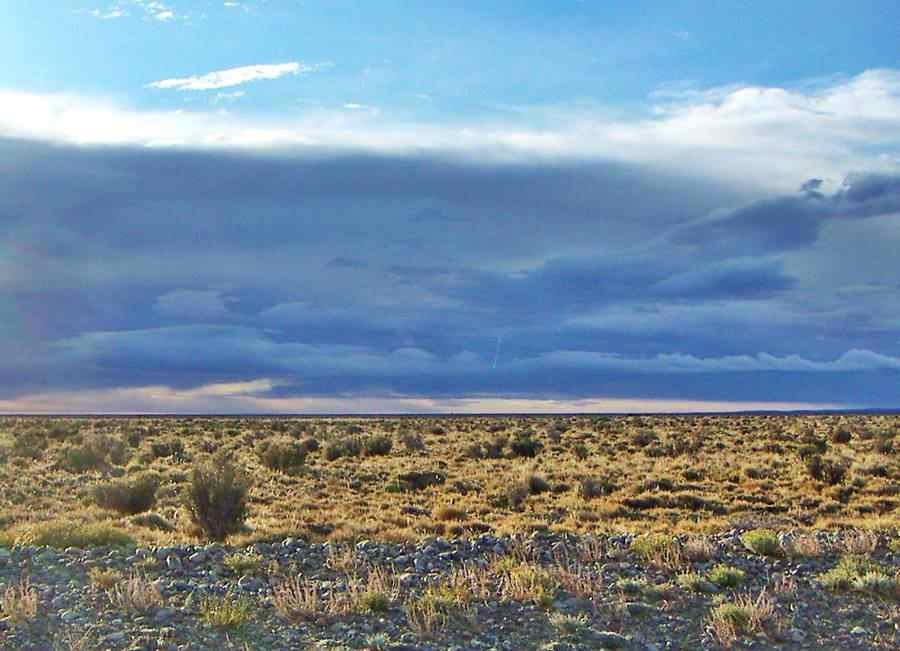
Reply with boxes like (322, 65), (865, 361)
(0, 381), (838, 414)
(148, 62), (323, 91)
(532, 349), (900, 374)
(1, 69), (898, 190)
(90, 6), (126, 19)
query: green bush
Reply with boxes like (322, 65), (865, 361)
(707, 564), (745, 588)
(186, 454), (251, 542)
(0, 521), (135, 548)
(61, 433), (128, 471)
(740, 529), (780, 556)
(92, 474), (159, 515)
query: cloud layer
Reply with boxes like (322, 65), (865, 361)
(2, 70), (900, 412)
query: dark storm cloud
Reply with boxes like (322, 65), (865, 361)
(4, 135), (900, 407)
(673, 174), (900, 255)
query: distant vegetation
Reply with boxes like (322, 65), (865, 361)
(0, 414), (897, 545)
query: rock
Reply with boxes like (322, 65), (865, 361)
(154, 607), (176, 624)
(238, 575), (265, 592)
(60, 610), (81, 624)
(625, 601), (654, 616)
(789, 628), (807, 642)
(850, 626), (868, 637)
(590, 631), (629, 648)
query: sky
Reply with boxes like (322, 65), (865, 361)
(1, 1), (900, 414)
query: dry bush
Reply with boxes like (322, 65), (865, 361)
(683, 536), (718, 562)
(61, 433), (128, 471)
(805, 454), (849, 485)
(107, 573), (163, 612)
(841, 530), (878, 555)
(185, 454), (250, 541)
(433, 505), (468, 522)
(1, 576), (39, 625)
(255, 437), (307, 472)
(91, 474), (159, 515)
(509, 435), (542, 458)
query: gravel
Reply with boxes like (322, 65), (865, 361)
(0, 529), (898, 650)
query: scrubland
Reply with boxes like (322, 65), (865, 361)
(0, 414), (898, 650)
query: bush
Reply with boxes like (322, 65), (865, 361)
(805, 454), (848, 485)
(578, 476), (617, 499)
(92, 474), (159, 515)
(11, 430), (48, 459)
(740, 529), (780, 556)
(525, 473), (550, 494)
(707, 564), (745, 588)
(186, 454), (251, 542)
(484, 435), (508, 459)
(0, 521), (135, 548)
(61, 433), (128, 471)
(256, 437), (307, 472)
(363, 434), (393, 457)
(324, 436), (363, 461)
(632, 429), (658, 447)
(830, 428), (852, 444)
(150, 437), (186, 461)
(510, 436), (542, 458)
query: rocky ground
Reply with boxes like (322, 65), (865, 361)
(1, 529), (898, 651)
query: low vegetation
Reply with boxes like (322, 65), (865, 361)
(0, 414), (897, 546)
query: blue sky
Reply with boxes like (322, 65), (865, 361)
(2, 1), (900, 413)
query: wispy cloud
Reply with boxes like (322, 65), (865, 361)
(90, 5), (126, 20)
(147, 62), (322, 91)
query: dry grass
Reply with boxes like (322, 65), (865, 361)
(1, 576), (39, 625)
(106, 573), (163, 612)
(0, 414), (898, 546)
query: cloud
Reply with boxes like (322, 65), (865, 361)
(147, 62), (324, 91)
(153, 289), (235, 321)
(0, 384), (838, 415)
(90, 6), (126, 19)
(1, 69), (897, 190)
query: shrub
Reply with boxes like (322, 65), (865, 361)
(131, 512), (175, 532)
(433, 505), (467, 521)
(504, 482), (530, 509)
(324, 436), (364, 461)
(186, 454), (251, 542)
(255, 437), (307, 471)
(805, 454), (848, 485)
(572, 443), (589, 460)
(0, 576), (39, 625)
(0, 521), (135, 548)
(363, 434), (393, 457)
(150, 437), (186, 461)
(400, 431), (425, 452)
(91, 474), (159, 515)
(578, 476), (617, 499)
(11, 431), (47, 460)
(107, 573), (163, 612)
(708, 564), (745, 588)
(876, 436), (894, 455)
(510, 436), (542, 458)
(61, 433), (128, 471)
(484, 435), (508, 458)
(830, 428), (852, 444)
(632, 429), (658, 447)
(525, 473), (551, 494)
(740, 529), (780, 557)
(301, 437), (320, 453)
